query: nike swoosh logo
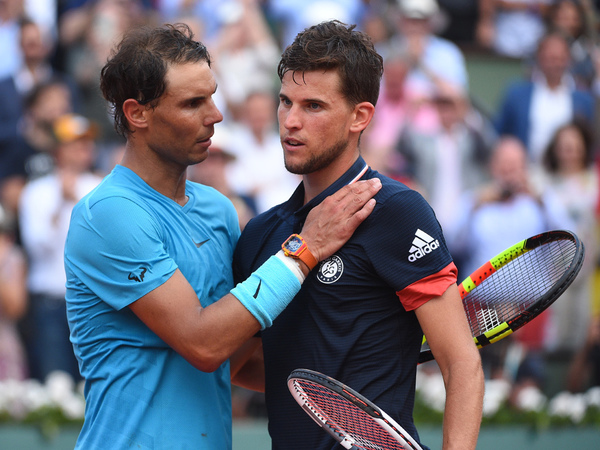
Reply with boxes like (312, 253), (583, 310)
(253, 280), (262, 299)
(193, 238), (210, 248)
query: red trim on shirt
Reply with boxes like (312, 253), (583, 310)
(396, 262), (458, 311)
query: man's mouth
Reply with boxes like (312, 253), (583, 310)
(284, 138), (304, 147)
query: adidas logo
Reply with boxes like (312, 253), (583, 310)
(408, 229), (440, 262)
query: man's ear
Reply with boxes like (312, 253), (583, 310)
(123, 98), (149, 131)
(350, 102), (375, 133)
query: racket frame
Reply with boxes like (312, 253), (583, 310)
(288, 368), (423, 450)
(419, 230), (585, 364)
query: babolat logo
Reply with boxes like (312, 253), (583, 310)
(408, 229), (439, 262)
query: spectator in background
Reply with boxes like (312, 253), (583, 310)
(446, 136), (574, 388)
(448, 136), (574, 278)
(476, 0), (553, 59)
(0, 18), (81, 160)
(0, 0), (24, 79)
(187, 125), (256, 230)
(0, 79), (74, 219)
(18, 113), (102, 382)
(225, 90), (301, 213)
(0, 202), (28, 381)
(547, 0), (597, 89)
(494, 30), (595, 164)
(210, 0), (280, 121)
(395, 82), (493, 236)
(22, 0), (56, 40)
(379, 0), (470, 97)
(57, 0), (152, 145)
(361, 48), (440, 176)
(532, 119), (599, 354)
(265, 0), (367, 50)
(360, 2), (396, 53)
(154, 0), (240, 45)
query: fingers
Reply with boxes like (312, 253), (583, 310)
(300, 178), (381, 262)
(314, 178), (381, 220)
(334, 178), (382, 206)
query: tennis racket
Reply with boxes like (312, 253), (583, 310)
(288, 368), (423, 450)
(419, 229), (585, 364)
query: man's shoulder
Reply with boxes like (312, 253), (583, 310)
(505, 78), (534, 95)
(369, 172), (422, 204)
(71, 172), (151, 223)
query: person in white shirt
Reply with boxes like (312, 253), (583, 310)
(446, 135), (574, 390)
(379, 0), (470, 96)
(18, 113), (103, 381)
(225, 90), (301, 213)
(494, 31), (595, 165)
(447, 135), (574, 278)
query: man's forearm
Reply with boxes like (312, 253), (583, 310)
(441, 359), (484, 450)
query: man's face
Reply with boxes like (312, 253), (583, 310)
(490, 140), (528, 193)
(537, 36), (571, 83)
(278, 69), (355, 176)
(143, 62), (223, 168)
(21, 23), (50, 63)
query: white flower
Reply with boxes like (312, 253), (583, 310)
(60, 394), (85, 420)
(46, 371), (76, 404)
(584, 386), (600, 409)
(21, 379), (52, 412)
(513, 385), (547, 412)
(482, 378), (511, 416)
(416, 371), (446, 412)
(548, 391), (587, 423)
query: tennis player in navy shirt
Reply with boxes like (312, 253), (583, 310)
(232, 20), (484, 450)
(64, 23), (382, 449)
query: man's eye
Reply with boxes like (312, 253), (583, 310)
(309, 103), (320, 110)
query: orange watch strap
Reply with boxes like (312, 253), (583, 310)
(298, 245), (318, 271)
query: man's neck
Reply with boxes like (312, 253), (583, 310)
(302, 152), (361, 204)
(121, 144), (189, 206)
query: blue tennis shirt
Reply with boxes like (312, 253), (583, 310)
(233, 156), (456, 450)
(65, 165), (240, 449)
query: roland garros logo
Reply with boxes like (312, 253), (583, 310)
(317, 255), (344, 284)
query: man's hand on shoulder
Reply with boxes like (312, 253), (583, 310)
(301, 178), (381, 262)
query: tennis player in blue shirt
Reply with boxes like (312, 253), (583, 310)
(232, 20), (484, 450)
(63, 23), (381, 449)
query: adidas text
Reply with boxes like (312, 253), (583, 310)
(408, 229), (440, 262)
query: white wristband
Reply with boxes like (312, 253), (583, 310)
(275, 249), (306, 284)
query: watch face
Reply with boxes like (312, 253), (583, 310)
(287, 236), (303, 252)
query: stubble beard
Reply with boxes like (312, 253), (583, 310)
(284, 138), (348, 175)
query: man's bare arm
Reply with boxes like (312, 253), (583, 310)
(416, 284), (484, 450)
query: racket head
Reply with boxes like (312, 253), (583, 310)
(287, 368), (423, 450)
(419, 230), (585, 364)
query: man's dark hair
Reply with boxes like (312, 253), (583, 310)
(277, 20), (383, 107)
(100, 23), (211, 137)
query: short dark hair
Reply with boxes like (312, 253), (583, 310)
(100, 23), (211, 137)
(277, 20), (383, 107)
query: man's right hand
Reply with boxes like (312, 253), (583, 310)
(300, 178), (381, 263)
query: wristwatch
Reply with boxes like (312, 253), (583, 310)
(281, 234), (318, 271)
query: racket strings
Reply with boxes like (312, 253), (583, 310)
(463, 239), (577, 336)
(292, 380), (411, 450)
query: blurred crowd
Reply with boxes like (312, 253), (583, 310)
(0, 0), (600, 420)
